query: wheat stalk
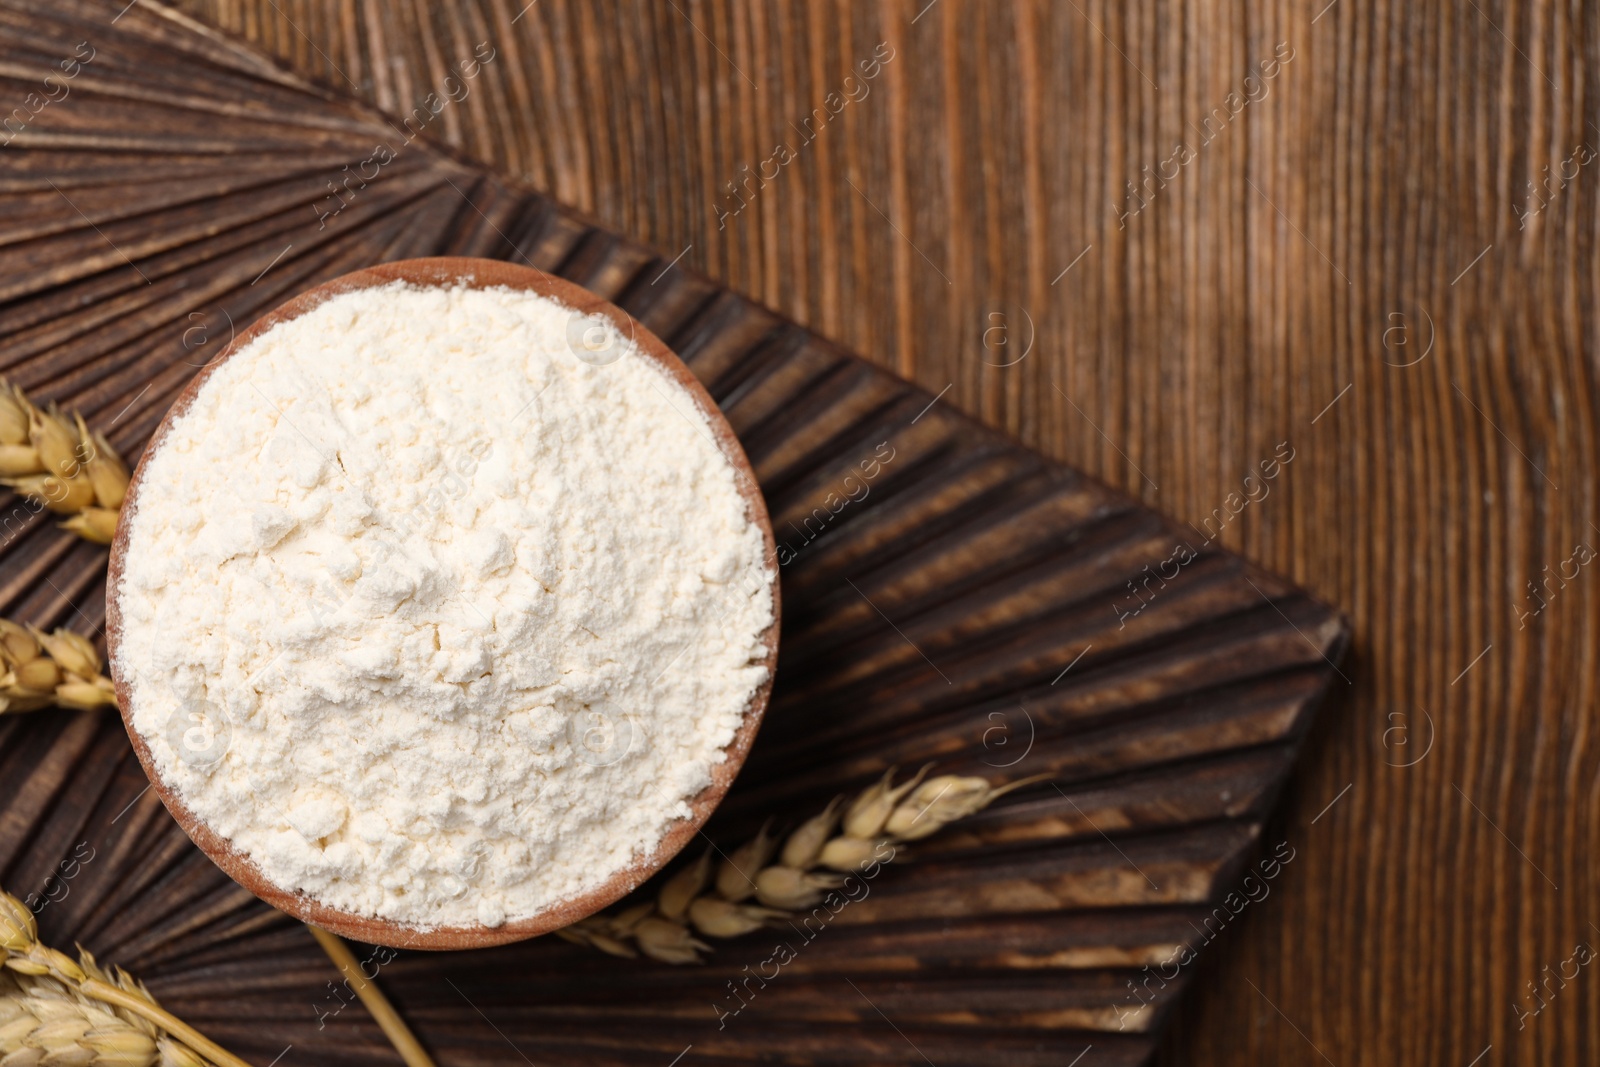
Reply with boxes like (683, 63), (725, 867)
(559, 767), (1046, 964)
(0, 380), (128, 545)
(0, 618), (117, 716)
(306, 927), (436, 1067)
(0, 889), (248, 1067)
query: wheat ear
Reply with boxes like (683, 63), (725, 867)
(560, 768), (1047, 964)
(0, 380), (128, 545)
(0, 889), (248, 1067)
(0, 618), (117, 715)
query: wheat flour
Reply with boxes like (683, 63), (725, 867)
(113, 280), (774, 929)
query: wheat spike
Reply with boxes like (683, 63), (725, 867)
(0, 969), (165, 1067)
(0, 891), (244, 1067)
(0, 619), (118, 716)
(0, 380), (128, 545)
(578, 767), (1044, 963)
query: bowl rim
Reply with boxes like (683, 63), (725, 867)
(104, 256), (782, 950)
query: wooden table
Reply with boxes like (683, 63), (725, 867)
(167, 2), (1599, 1063)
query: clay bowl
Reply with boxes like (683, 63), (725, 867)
(105, 256), (781, 950)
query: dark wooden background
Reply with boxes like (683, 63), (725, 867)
(157, 1), (1597, 1063)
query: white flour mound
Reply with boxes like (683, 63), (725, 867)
(114, 281), (774, 929)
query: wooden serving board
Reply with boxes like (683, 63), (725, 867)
(0, 3), (1348, 1064)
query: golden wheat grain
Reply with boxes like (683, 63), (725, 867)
(0, 445), (41, 477)
(0, 968), (210, 1067)
(78, 416), (129, 512)
(0, 386), (31, 447)
(0, 380), (129, 545)
(59, 507), (122, 544)
(573, 767), (1047, 963)
(8, 472), (97, 514)
(0, 890), (243, 1067)
(713, 821), (774, 902)
(0, 618), (117, 716)
(1, 898), (436, 1067)
(31, 404), (81, 483)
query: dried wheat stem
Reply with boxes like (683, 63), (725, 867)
(566, 768), (1049, 963)
(0, 379), (128, 545)
(0, 618), (117, 715)
(306, 926), (436, 1067)
(0, 889), (244, 1067)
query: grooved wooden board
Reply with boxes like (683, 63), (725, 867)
(112, 1), (1600, 1062)
(0, 3), (1345, 1065)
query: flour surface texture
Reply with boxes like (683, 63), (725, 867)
(115, 281), (775, 929)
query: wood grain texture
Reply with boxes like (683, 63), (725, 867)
(0, 3), (1345, 1063)
(5, 0), (1588, 1062)
(160, 3), (1597, 1064)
